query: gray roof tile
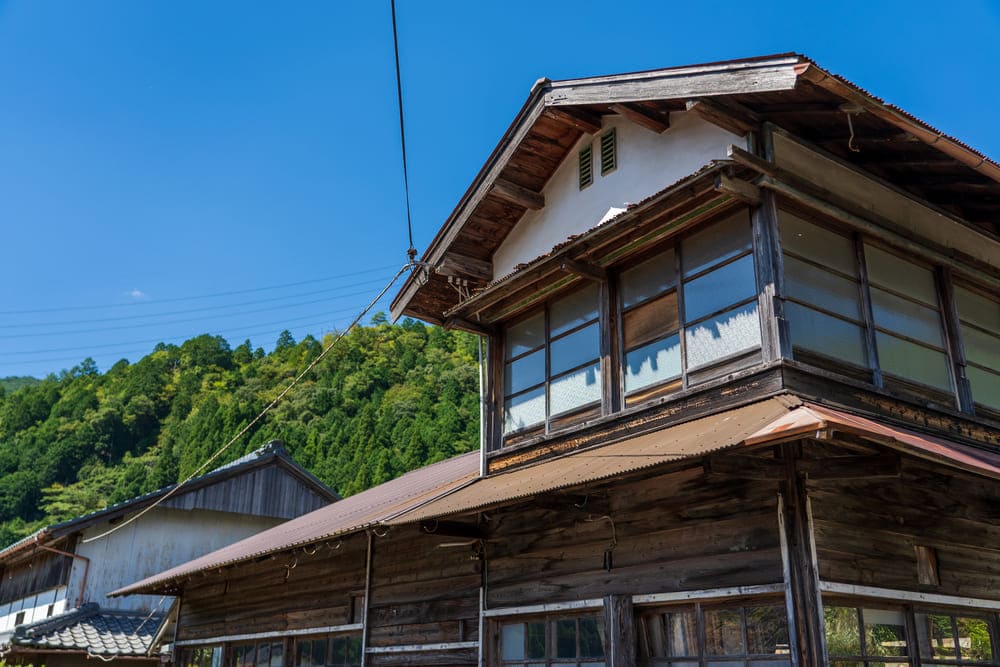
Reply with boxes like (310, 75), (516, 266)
(12, 604), (162, 657)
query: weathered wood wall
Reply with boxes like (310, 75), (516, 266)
(810, 457), (1000, 600)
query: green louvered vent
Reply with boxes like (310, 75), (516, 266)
(579, 144), (593, 190)
(600, 128), (617, 175)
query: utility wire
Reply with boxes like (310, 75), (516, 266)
(82, 263), (413, 545)
(391, 0), (417, 262)
(0, 264), (400, 316)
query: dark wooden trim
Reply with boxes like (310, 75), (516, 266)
(491, 178), (545, 211)
(853, 232), (883, 388)
(798, 453), (900, 480)
(714, 173), (761, 206)
(560, 259), (607, 282)
(436, 252), (492, 282)
(443, 317), (495, 337)
(542, 106), (602, 135)
(686, 98), (762, 136)
(487, 333), (504, 453)
(937, 265), (975, 414)
(609, 103), (670, 134)
(752, 190), (784, 363)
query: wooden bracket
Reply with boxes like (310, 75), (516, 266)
(560, 259), (607, 282)
(714, 173), (761, 206)
(686, 98), (762, 136)
(491, 178), (545, 210)
(437, 252), (492, 282)
(543, 106), (603, 135)
(609, 103), (670, 133)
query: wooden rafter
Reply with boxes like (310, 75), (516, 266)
(686, 98), (761, 136)
(609, 103), (670, 133)
(437, 252), (492, 282)
(490, 178), (545, 210)
(542, 106), (602, 135)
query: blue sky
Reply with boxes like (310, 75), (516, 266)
(1, 1), (998, 378)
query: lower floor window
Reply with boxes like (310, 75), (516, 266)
(825, 604), (997, 666)
(179, 646), (223, 667)
(294, 634), (362, 667)
(500, 614), (606, 666)
(637, 601), (790, 665)
(232, 641), (284, 667)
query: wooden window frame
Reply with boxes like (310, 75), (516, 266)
(493, 611), (608, 667)
(291, 633), (363, 667)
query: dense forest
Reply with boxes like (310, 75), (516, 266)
(0, 317), (480, 547)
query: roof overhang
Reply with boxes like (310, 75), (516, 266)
(391, 54), (1000, 326)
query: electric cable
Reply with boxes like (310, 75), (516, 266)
(391, 0), (417, 262)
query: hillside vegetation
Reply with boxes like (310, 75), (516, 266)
(0, 317), (480, 546)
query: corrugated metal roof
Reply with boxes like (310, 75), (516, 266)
(387, 398), (797, 524)
(747, 403), (1000, 478)
(111, 451), (480, 597)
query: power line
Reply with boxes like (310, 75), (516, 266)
(391, 0), (416, 262)
(0, 264), (400, 315)
(0, 276), (395, 332)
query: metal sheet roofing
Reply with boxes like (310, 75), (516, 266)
(387, 397), (797, 524)
(9, 603), (162, 657)
(111, 450), (480, 597)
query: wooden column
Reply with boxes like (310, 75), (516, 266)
(603, 594), (636, 667)
(360, 531), (373, 667)
(778, 443), (825, 667)
(751, 189), (788, 362)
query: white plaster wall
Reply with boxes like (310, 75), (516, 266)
(492, 111), (746, 278)
(0, 586), (68, 635)
(67, 507), (282, 613)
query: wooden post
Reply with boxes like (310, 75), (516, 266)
(778, 442), (825, 667)
(751, 190), (788, 362)
(360, 531), (373, 667)
(603, 594), (636, 667)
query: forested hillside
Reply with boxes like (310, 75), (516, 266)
(0, 317), (480, 546)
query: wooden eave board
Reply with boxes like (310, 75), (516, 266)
(385, 397), (796, 525)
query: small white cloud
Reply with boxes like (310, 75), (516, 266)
(127, 288), (147, 299)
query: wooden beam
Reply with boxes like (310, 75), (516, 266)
(609, 103), (669, 133)
(604, 594), (636, 667)
(420, 520), (484, 540)
(436, 252), (492, 282)
(705, 454), (784, 481)
(443, 317), (495, 337)
(542, 106), (602, 135)
(686, 98), (761, 136)
(713, 173), (761, 206)
(796, 453), (900, 480)
(560, 259), (607, 282)
(490, 178), (545, 210)
(914, 546), (941, 586)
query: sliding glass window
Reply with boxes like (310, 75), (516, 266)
(954, 283), (1000, 412)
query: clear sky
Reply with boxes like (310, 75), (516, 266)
(1, 1), (998, 378)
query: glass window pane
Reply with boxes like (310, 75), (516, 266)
(256, 644), (271, 667)
(746, 606), (789, 656)
(916, 614), (956, 660)
(625, 334), (682, 393)
(505, 387), (545, 433)
(865, 244), (938, 305)
(784, 255), (862, 321)
(685, 302), (761, 370)
(862, 608), (907, 657)
(527, 622), (546, 659)
(876, 332), (953, 391)
(955, 285), (1000, 332)
(551, 283), (599, 337)
(704, 609), (744, 656)
(550, 362), (601, 415)
(962, 325), (1000, 371)
(682, 211), (752, 278)
(579, 617), (605, 658)
(664, 611), (698, 657)
(956, 616), (994, 660)
(871, 287), (945, 347)
(294, 641), (310, 667)
(312, 639), (326, 667)
(780, 210), (857, 277)
(684, 254), (756, 323)
(786, 302), (868, 367)
(506, 350), (545, 395)
(620, 249), (677, 308)
(824, 607), (862, 656)
(555, 619), (578, 658)
(502, 623), (526, 660)
(508, 312), (545, 358)
(968, 365), (1000, 409)
(550, 322), (600, 376)
(346, 637), (361, 667)
(330, 638), (346, 665)
(623, 291), (679, 350)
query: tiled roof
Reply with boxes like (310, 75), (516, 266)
(10, 603), (162, 657)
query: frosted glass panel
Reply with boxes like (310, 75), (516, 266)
(871, 287), (944, 347)
(620, 249), (676, 308)
(624, 334), (681, 393)
(507, 312), (544, 358)
(784, 256), (862, 320)
(684, 254), (756, 322)
(682, 211), (752, 277)
(506, 350), (544, 395)
(685, 302), (761, 369)
(786, 302), (867, 367)
(505, 387), (545, 433)
(876, 332), (952, 391)
(962, 325), (1000, 370)
(780, 211), (857, 276)
(502, 623), (526, 660)
(968, 366), (1000, 409)
(550, 362), (601, 415)
(865, 244), (937, 305)
(551, 283), (599, 336)
(550, 322), (599, 375)
(955, 285), (1000, 331)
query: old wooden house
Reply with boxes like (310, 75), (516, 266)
(0, 441), (337, 667)
(116, 54), (1000, 667)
